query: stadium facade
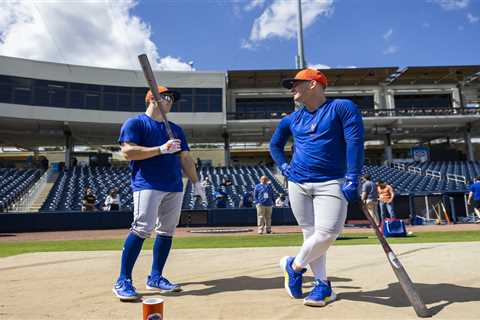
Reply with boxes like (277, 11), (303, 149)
(1, 55), (479, 166)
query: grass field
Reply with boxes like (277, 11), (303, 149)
(1, 230), (479, 258)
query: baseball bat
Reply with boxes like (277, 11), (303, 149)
(360, 202), (431, 317)
(137, 53), (175, 139)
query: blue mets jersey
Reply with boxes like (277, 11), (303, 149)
(119, 114), (189, 192)
(269, 99), (364, 183)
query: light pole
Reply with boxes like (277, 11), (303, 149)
(296, 0), (306, 69)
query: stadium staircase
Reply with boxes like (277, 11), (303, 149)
(28, 171), (59, 212)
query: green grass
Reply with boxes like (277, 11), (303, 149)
(1, 230), (479, 258)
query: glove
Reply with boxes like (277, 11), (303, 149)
(159, 139), (181, 154)
(280, 163), (291, 177)
(193, 181), (207, 202)
(341, 175), (360, 203)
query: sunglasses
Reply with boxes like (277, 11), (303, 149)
(160, 94), (174, 103)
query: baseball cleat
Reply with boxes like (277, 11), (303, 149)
(146, 275), (182, 293)
(279, 256), (306, 299)
(112, 279), (138, 301)
(303, 280), (336, 307)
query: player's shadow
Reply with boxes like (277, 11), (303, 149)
(338, 282), (480, 316)
(151, 276), (354, 297)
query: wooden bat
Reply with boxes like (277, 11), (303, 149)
(137, 53), (175, 139)
(360, 202), (431, 317)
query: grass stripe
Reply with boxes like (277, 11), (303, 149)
(0, 231), (479, 258)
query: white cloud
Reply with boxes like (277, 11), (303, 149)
(383, 45), (399, 55)
(240, 38), (255, 50)
(0, 0), (193, 71)
(383, 28), (393, 40)
(245, 0), (267, 11)
(248, 0), (334, 43)
(308, 63), (331, 69)
(431, 0), (469, 10)
(422, 22), (431, 28)
(467, 13), (479, 23)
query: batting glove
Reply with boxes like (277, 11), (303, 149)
(159, 139), (181, 154)
(193, 181), (207, 202)
(280, 163), (291, 177)
(341, 175), (360, 203)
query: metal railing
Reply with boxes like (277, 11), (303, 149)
(11, 168), (52, 212)
(227, 107), (480, 120)
(446, 173), (466, 184)
(426, 169), (442, 180)
(408, 166), (422, 175)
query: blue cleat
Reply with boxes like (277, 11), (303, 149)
(112, 279), (138, 301)
(280, 256), (306, 299)
(146, 275), (182, 293)
(303, 279), (336, 307)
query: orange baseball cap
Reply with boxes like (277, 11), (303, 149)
(145, 85), (180, 103)
(281, 68), (328, 89)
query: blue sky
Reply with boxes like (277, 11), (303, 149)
(0, 0), (478, 71)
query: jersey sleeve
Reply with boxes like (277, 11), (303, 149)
(118, 118), (143, 145)
(269, 116), (293, 167)
(336, 101), (365, 179)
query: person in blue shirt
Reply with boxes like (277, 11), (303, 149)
(112, 85), (206, 301)
(254, 176), (275, 234)
(270, 68), (364, 307)
(239, 191), (254, 208)
(467, 176), (480, 222)
(214, 189), (228, 208)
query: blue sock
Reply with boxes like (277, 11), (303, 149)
(118, 232), (145, 281)
(150, 235), (173, 278)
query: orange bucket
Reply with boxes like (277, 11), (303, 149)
(142, 298), (164, 320)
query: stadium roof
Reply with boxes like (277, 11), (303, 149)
(227, 67), (398, 88)
(387, 65), (480, 85)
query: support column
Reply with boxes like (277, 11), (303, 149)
(65, 131), (73, 170)
(384, 132), (393, 165)
(222, 132), (230, 166)
(464, 124), (475, 161)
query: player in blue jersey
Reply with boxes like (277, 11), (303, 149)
(467, 176), (480, 222)
(112, 85), (206, 301)
(270, 69), (364, 307)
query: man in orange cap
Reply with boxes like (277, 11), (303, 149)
(113, 85), (206, 301)
(270, 68), (364, 307)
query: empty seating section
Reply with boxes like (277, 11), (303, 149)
(30, 161), (480, 212)
(184, 165), (286, 210)
(41, 167), (132, 211)
(364, 161), (480, 194)
(0, 168), (42, 212)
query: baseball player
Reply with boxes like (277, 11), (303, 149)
(112, 85), (206, 301)
(467, 175), (480, 222)
(269, 69), (364, 307)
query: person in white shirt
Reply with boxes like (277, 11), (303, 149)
(104, 188), (121, 211)
(275, 193), (289, 207)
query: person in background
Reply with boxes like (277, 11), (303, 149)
(275, 193), (289, 208)
(214, 189), (228, 208)
(104, 188), (121, 211)
(467, 175), (480, 223)
(82, 187), (97, 212)
(377, 180), (395, 221)
(361, 174), (379, 226)
(201, 176), (211, 188)
(239, 191), (254, 208)
(254, 176), (275, 234)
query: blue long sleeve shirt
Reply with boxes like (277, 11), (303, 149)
(254, 183), (274, 206)
(269, 99), (364, 183)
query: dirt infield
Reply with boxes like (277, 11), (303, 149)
(1, 223), (479, 242)
(1, 242), (479, 319)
